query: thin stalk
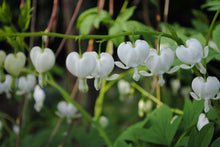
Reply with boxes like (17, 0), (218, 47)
(156, 75), (161, 108)
(131, 82), (183, 115)
(205, 8), (220, 46)
(47, 80), (112, 147)
(55, 0), (83, 57)
(78, 39), (82, 57)
(46, 117), (64, 147)
(0, 30), (184, 45)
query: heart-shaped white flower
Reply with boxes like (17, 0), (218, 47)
(56, 101), (80, 123)
(145, 48), (174, 74)
(91, 52), (117, 90)
(116, 40), (150, 81)
(4, 52), (26, 76)
(17, 74), (36, 96)
(66, 51), (96, 92)
(141, 48), (174, 86)
(0, 50), (6, 67)
(33, 85), (45, 112)
(30, 46), (55, 73)
(176, 38), (203, 64)
(190, 76), (220, 112)
(197, 113), (209, 131)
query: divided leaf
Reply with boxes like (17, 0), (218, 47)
(0, 0), (12, 23)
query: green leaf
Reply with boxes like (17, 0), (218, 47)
(0, 0), (12, 23)
(206, 47), (220, 63)
(18, 0), (32, 31)
(192, 10), (209, 24)
(202, 1), (220, 11)
(188, 123), (214, 147)
(180, 100), (204, 131)
(109, 22), (124, 47)
(113, 115), (149, 146)
(76, 7), (98, 28)
(79, 14), (96, 35)
(116, 6), (136, 22)
(211, 137), (220, 147)
(93, 10), (112, 29)
(192, 20), (209, 35)
(135, 105), (182, 146)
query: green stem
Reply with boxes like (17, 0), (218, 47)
(205, 8), (220, 46)
(78, 39), (82, 57)
(176, 126), (194, 145)
(47, 80), (112, 147)
(0, 31), (184, 46)
(94, 80), (106, 120)
(131, 82), (184, 115)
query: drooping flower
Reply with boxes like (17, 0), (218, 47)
(66, 51), (96, 92)
(33, 85), (45, 112)
(4, 52), (26, 77)
(117, 79), (130, 101)
(30, 46), (55, 87)
(56, 101), (80, 123)
(0, 74), (12, 98)
(99, 116), (109, 128)
(176, 38), (208, 74)
(140, 48), (175, 86)
(197, 113), (209, 131)
(190, 76), (220, 113)
(138, 99), (153, 117)
(30, 46), (55, 73)
(91, 52), (118, 90)
(115, 40), (150, 81)
(16, 74), (36, 98)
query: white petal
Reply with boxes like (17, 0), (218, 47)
(78, 78), (88, 93)
(204, 46), (209, 58)
(180, 64), (194, 69)
(167, 66), (180, 74)
(158, 74), (165, 86)
(204, 99), (212, 113)
(94, 78), (102, 90)
(105, 74), (119, 81)
(196, 62), (206, 74)
(212, 93), (220, 100)
(139, 70), (153, 76)
(190, 92), (201, 100)
(114, 61), (129, 69)
(197, 113), (209, 131)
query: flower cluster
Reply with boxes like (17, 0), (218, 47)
(66, 51), (117, 92)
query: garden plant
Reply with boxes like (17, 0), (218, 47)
(0, 0), (220, 147)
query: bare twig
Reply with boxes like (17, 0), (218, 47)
(163, 0), (170, 32)
(109, 0), (114, 16)
(142, 0), (151, 26)
(29, 0), (37, 48)
(45, 0), (59, 48)
(55, 0), (83, 57)
(97, 0), (105, 14)
(45, 117), (64, 147)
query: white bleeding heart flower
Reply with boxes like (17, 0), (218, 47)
(190, 76), (220, 113)
(0, 50), (6, 67)
(4, 52), (26, 77)
(115, 40), (150, 81)
(197, 113), (209, 131)
(176, 38), (207, 74)
(0, 74), (11, 98)
(56, 101), (80, 123)
(16, 74), (36, 97)
(99, 116), (109, 128)
(30, 46), (55, 73)
(140, 48), (174, 86)
(117, 79), (131, 101)
(91, 52), (118, 90)
(66, 51), (96, 92)
(33, 85), (45, 112)
(138, 99), (153, 117)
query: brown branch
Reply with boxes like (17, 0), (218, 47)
(163, 0), (170, 32)
(55, 0), (83, 58)
(45, 0), (59, 48)
(109, 0), (114, 16)
(97, 0), (105, 14)
(29, 0), (37, 48)
(142, 0), (151, 26)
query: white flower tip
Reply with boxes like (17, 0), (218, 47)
(105, 74), (119, 81)
(204, 46), (209, 58)
(139, 70), (153, 77)
(114, 61), (129, 69)
(158, 75), (165, 86)
(133, 72), (140, 81)
(197, 113), (209, 131)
